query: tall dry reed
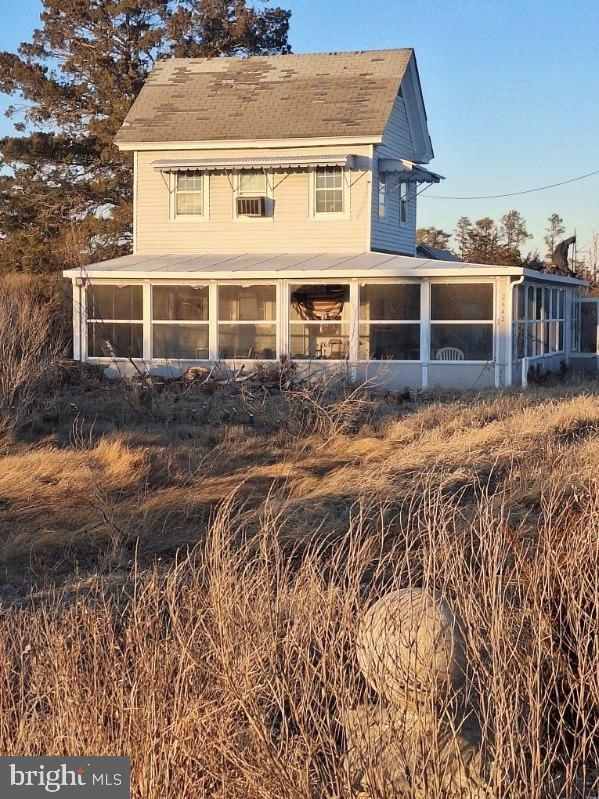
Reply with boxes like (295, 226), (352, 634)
(0, 475), (596, 798)
(0, 277), (64, 441)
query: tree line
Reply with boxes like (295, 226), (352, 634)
(417, 213), (598, 286)
(0, 0), (291, 275)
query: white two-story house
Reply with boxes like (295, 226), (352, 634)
(64, 49), (593, 389)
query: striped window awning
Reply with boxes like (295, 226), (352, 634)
(378, 158), (444, 183)
(152, 154), (355, 172)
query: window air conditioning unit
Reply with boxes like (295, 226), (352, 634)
(237, 196), (267, 217)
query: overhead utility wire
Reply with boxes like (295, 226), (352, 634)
(422, 168), (599, 200)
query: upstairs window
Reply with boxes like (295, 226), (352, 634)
(238, 171), (267, 196)
(313, 167), (346, 216)
(399, 182), (408, 224)
(235, 171), (270, 218)
(172, 171), (207, 219)
(378, 172), (387, 219)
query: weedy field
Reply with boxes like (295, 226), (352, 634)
(0, 279), (597, 798)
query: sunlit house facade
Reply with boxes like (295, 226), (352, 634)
(64, 49), (595, 389)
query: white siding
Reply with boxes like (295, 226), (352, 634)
(370, 92), (417, 255)
(135, 145), (372, 254)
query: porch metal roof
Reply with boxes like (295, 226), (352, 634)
(63, 253), (588, 285)
(152, 154), (355, 171)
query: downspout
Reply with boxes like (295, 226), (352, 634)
(507, 274), (525, 387)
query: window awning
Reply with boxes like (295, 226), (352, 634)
(378, 158), (444, 183)
(152, 154), (355, 172)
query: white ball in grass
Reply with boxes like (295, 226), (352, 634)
(356, 587), (467, 705)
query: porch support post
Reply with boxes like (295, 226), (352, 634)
(349, 280), (359, 372)
(564, 288), (574, 362)
(495, 276), (510, 388)
(72, 279), (81, 361)
(278, 280), (289, 359)
(494, 277), (501, 388)
(277, 280), (289, 359)
(420, 279), (430, 390)
(142, 282), (152, 362)
(209, 282), (218, 361)
(521, 357), (529, 389)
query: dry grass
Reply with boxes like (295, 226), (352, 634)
(0, 474), (596, 798)
(0, 304), (597, 796)
(0, 276), (65, 441)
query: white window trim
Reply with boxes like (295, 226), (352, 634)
(232, 170), (273, 221)
(150, 283), (210, 362)
(308, 167), (351, 221)
(169, 171), (210, 223)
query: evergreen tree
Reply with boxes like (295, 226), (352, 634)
(0, 0), (291, 274)
(544, 213), (565, 262)
(454, 216), (472, 261)
(499, 210), (531, 265)
(454, 211), (533, 266)
(500, 210), (531, 250)
(416, 226), (452, 251)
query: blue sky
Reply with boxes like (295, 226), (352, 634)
(2, 0), (598, 255)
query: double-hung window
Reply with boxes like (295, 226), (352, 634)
(218, 285), (276, 359)
(430, 283), (494, 361)
(238, 171), (267, 197)
(152, 285), (209, 360)
(313, 167), (345, 216)
(359, 284), (420, 360)
(173, 171), (207, 219)
(87, 285), (143, 359)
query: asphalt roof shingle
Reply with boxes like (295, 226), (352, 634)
(115, 49), (413, 145)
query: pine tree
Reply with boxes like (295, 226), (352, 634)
(416, 226), (452, 251)
(454, 216), (472, 261)
(499, 210), (531, 265)
(500, 210), (531, 250)
(544, 213), (565, 262)
(454, 211), (533, 266)
(0, 0), (291, 274)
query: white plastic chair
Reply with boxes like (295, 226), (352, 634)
(435, 346), (465, 361)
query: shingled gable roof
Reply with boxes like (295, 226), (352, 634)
(115, 48), (414, 146)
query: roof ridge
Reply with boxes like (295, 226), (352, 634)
(155, 48), (414, 65)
